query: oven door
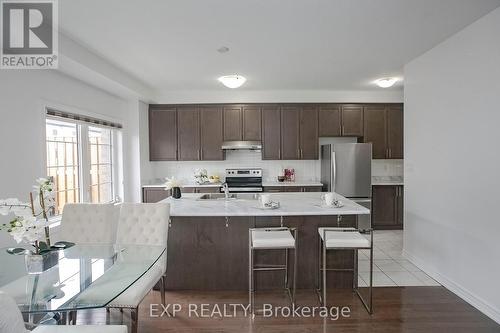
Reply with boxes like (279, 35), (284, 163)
(225, 176), (263, 192)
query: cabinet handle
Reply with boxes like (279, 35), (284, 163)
(388, 148), (392, 159)
(300, 148), (303, 159)
(342, 125), (345, 136)
(198, 149), (201, 160)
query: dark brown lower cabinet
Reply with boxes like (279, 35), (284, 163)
(263, 186), (322, 192)
(142, 188), (170, 203)
(165, 215), (357, 290)
(372, 185), (403, 229)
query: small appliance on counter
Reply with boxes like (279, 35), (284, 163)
(224, 168), (263, 192)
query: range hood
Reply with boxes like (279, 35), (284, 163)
(221, 140), (262, 150)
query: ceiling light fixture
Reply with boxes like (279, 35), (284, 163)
(375, 77), (398, 88)
(218, 75), (246, 89)
(217, 46), (229, 53)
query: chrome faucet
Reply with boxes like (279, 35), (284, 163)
(222, 183), (230, 199)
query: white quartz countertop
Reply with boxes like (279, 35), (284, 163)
(162, 192), (369, 217)
(372, 176), (404, 186)
(262, 181), (323, 187)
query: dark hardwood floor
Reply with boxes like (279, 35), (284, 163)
(75, 287), (500, 333)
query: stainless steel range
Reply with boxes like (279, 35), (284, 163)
(224, 168), (263, 192)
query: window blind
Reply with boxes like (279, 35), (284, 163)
(46, 108), (123, 129)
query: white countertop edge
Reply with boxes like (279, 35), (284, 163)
(372, 181), (404, 186)
(142, 183), (222, 188)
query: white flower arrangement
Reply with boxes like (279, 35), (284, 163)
(193, 168), (209, 184)
(164, 176), (182, 190)
(0, 177), (55, 252)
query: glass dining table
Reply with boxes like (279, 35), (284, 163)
(0, 244), (165, 316)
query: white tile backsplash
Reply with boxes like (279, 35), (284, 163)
(150, 150), (320, 184)
(147, 149), (403, 185)
(372, 159), (404, 177)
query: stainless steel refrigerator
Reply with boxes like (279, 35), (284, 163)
(320, 143), (372, 229)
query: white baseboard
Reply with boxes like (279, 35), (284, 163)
(403, 249), (500, 325)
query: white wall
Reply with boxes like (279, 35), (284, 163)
(404, 7), (500, 323)
(0, 69), (142, 247)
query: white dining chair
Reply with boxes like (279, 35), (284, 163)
(107, 203), (170, 333)
(60, 203), (120, 244)
(0, 291), (127, 333)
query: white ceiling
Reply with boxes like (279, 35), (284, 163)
(59, 0), (500, 94)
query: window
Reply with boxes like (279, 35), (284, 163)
(45, 115), (120, 215)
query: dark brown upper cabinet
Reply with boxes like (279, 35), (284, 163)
(262, 106), (281, 160)
(177, 107), (201, 161)
(300, 106), (319, 159)
(223, 106), (242, 141)
(149, 107), (177, 161)
(341, 105), (364, 136)
(223, 105), (261, 141)
(363, 104), (403, 159)
(280, 106), (301, 160)
(387, 104), (403, 159)
(242, 106), (261, 141)
(318, 105), (341, 137)
(200, 106), (224, 160)
(363, 105), (387, 159)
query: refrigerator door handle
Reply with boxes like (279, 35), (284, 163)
(332, 151), (337, 192)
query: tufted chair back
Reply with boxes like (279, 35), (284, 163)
(60, 203), (119, 244)
(116, 203), (170, 271)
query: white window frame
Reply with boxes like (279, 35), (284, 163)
(45, 116), (121, 214)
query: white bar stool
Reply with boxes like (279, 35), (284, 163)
(317, 227), (373, 314)
(249, 227), (298, 315)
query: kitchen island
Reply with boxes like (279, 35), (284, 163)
(161, 192), (369, 290)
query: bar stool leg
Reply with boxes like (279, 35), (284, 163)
(284, 248), (289, 289)
(292, 231), (298, 305)
(248, 231), (254, 316)
(322, 239), (327, 307)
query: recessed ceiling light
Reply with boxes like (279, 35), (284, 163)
(374, 77), (398, 88)
(218, 75), (246, 89)
(217, 46), (229, 53)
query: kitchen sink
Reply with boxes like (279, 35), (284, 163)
(198, 193), (260, 200)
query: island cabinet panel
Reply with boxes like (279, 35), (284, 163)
(177, 107), (201, 161)
(262, 106), (281, 160)
(142, 188), (170, 203)
(242, 106), (261, 141)
(387, 104), (404, 159)
(363, 105), (388, 159)
(300, 106), (319, 159)
(200, 106), (224, 160)
(223, 106), (242, 141)
(149, 107), (177, 161)
(263, 186), (322, 192)
(165, 215), (358, 290)
(341, 105), (364, 137)
(318, 105), (341, 137)
(280, 106), (301, 160)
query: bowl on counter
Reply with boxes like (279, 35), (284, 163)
(277, 176), (285, 182)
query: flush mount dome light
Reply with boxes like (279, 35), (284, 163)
(375, 77), (398, 88)
(218, 75), (246, 88)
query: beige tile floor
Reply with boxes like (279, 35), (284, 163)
(357, 230), (440, 287)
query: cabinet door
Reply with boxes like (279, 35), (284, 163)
(280, 106), (301, 160)
(177, 107), (201, 160)
(284, 186), (303, 192)
(263, 187), (283, 192)
(143, 188), (170, 203)
(387, 104), (403, 159)
(149, 107), (177, 161)
(372, 185), (398, 228)
(303, 186), (322, 192)
(262, 106), (281, 160)
(300, 106), (319, 159)
(318, 105), (341, 137)
(363, 105), (387, 159)
(200, 106), (224, 160)
(223, 106), (242, 141)
(196, 187), (221, 193)
(242, 106), (261, 141)
(341, 105), (364, 137)
(396, 186), (404, 226)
